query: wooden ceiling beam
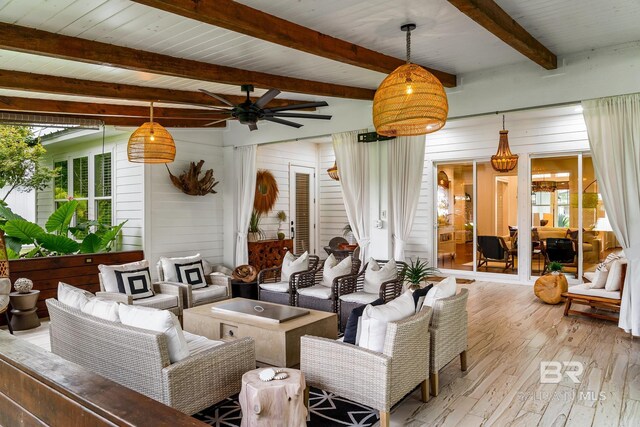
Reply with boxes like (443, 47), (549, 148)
(0, 110), (226, 128)
(0, 22), (374, 100)
(0, 95), (229, 119)
(0, 70), (314, 110)
(130, 0), (457, 88)
(447, 0), (557, 69)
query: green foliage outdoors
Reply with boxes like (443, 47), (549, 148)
(0, 125), (58, 201)
(402, 257), (440, 285)
(0, 201), (126, 259)
(547, 261), (564, 272)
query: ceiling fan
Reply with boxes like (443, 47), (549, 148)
(198, 84), (331, 131)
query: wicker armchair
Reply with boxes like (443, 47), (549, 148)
(296, 257), (361, 313)
(301, 307), (432, 427)
(0, 278), (12, 334)
(46, 298), (255, 415)
(257, 254), (319, 306)
(337, 260), (407, 331)
(429, 288), (469, 396)
(156, 260), (231, 309)
(98, 272), (183, 318)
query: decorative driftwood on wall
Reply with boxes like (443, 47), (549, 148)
(166, 160), (219, 196)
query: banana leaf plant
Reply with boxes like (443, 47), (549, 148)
(0, 200), (126, 259)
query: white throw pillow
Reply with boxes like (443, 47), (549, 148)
(358, 291), (415, 353)
(362, 259), (397, 294)
(281, 251), (309, 282)
(586, 267), (609, 289)
(119, 304), (190, 363)
(81, 298), (120, 322)
(57, 282), (93, 310)
(605, 259), (627, 291)
(99, 260), (149, 293)
(159, 254), (202, 282)
(321, 254), (352, 288)
(424, 276), (457, 308)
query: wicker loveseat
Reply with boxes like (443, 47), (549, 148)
(46, 298), (255, 415)
(301, 307), (432, 427)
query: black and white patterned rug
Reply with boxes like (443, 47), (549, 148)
(193, 387), (379, 426)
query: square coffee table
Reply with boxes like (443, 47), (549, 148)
(183, 298), (337, 367)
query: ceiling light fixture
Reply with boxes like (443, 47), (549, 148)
(490, 115), (518, 172)
(327, 160), (339, 181)
(372, 23), (448, 137)
(127, 102), (176, 164)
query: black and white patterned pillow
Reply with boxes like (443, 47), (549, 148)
(114, 267), (154, 300)
(175, 260), (207, 289)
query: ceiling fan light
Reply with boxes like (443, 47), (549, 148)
(128, 122), (176, 163)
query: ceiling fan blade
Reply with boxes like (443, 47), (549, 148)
(151, 100), (233, 110)
(264, 101), (328, 113)
(254, 88), (281, 109)
(265, 112), (332, 120)
(205, 117), (233, 127)
(199, 89), (236, 107)
(263, 117), (303, 128)
(248, 122), (258, 131)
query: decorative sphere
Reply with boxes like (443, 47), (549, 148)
(14, 278), (33, 294)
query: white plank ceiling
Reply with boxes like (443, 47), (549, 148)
(0, 0), (639, 109)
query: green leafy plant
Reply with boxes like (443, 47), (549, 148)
(557, 213), (570, 228)
(248, 210), (264, 239)
(0, 201), (126, 259)
(402, 258), (440, 285)
(547, 261), (563, 273)
(0, 125), (58, 201)
(276, 210), (287, 223)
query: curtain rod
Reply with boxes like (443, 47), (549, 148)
(243, 99), (584, 148)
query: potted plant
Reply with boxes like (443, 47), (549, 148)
(276, 210), (287, 240)
(403, 258), (440, 291)
(342, 223), (355, 245)
(248, 210), (264, 242)
(547, 261), (563, 276)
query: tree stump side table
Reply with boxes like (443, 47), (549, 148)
(534, 274), (568, 304)
(9, 290), (41, 331)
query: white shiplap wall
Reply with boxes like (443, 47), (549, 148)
(404, 106), (590, 264)
(318, 142), (349, 259)
(36, 133), (144, 251)
(255, 140), (318, 246)
(145, 129), (225, 278)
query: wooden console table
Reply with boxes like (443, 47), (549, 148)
(248, 239), (293, 272)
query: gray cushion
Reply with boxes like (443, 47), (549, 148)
(192, 285), (227, 305)
(297, 285), (332, 300)
(133, 293), (179, 310)
(259, 281), (290, 293)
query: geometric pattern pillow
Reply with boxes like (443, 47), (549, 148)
(114, 267), (154, 300)
(175, 260), (207, 289)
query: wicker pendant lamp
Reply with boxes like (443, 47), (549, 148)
(127, 102), (176, 163)
(490, 115), (518, 172)
(327, 160), (339, 181)
(373, 24), (448, 137)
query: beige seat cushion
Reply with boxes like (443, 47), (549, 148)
(567, 284), (621, 300)
(339, 291), (379, 304)
(183, 331), (223, 356)
(133, 293), (179, 310)
(259, 281), (290, 293)
(192, 285), (227, 305)
(298, 285), (332, 300)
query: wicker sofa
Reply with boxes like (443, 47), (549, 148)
(46, 298), (255, 415)
(301, 307), (432, 427)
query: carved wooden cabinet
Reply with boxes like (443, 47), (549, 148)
(248, 239), (293, 272)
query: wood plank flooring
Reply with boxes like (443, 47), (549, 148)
(7, 281), (640, 426)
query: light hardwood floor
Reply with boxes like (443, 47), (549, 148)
(8, 281), (640, 426)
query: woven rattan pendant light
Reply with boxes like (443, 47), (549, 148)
(127, 102), (176, 163)
(373, 24), (448, 137)
(490, 115), (518, 172)
(327, 160), (339, 181)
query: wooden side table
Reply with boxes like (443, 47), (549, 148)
(9, 290), (41, 331)
(239, 368), (307, 427)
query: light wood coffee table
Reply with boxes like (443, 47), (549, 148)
(183, 298), (337, 367)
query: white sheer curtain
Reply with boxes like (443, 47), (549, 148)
(333, 130), (370, 261)
(388, 136), (426, 261)
(234, 145), (257, 266)
(582, 93), (640, 335)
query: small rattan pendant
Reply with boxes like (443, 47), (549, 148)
(490, 116), (518, 172)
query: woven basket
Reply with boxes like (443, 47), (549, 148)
(127, 122), (176, 164)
